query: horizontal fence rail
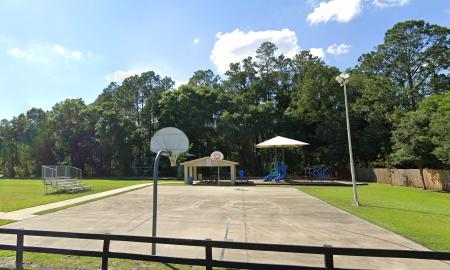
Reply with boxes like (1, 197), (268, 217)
(0, 228), (449, 270)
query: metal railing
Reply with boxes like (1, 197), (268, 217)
(42, 165), (82, 180)
(0, 228), (448, 270)
(42, 165), (83, 193)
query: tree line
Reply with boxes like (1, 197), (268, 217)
(0, 20), (449, 178)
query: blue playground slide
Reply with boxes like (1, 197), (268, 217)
(263, 171), (277, 181)
(274, 165), (287, 182)
(264, 163), (287, 182)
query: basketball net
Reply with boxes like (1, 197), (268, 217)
(168, 154), (180, 167)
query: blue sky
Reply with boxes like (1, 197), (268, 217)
(0, 0), (449, 119)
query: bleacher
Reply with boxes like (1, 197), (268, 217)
(42, 165), (91, 194)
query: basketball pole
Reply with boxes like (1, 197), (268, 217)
(152, 150), (170, 255)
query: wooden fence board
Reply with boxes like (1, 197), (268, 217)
(355, 168), (450, 191)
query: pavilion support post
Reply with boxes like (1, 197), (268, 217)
(231, 165), (236, 185)
(184, 165), (188, 183)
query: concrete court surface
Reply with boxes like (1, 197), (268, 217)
(1, 186), (448, 270)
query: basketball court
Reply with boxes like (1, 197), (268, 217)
(1, 186), (448, 269)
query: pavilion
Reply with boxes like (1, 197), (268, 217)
(180, 156), (238, 185)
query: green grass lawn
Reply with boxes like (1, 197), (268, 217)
(297, 183), (450, 252)
(0, 251), (207, 270)
(0, 179), (151, 212)
(0, 220), (13, 226)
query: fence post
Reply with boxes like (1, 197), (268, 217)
(205, 238), (213, 270)
(102, 235), (111, 270)
(323, 245), (334, 269)
(16, 229), (24, 270)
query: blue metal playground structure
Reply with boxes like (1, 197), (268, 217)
(304, 165), (333, 180)
(256, 136), (309, 183)
(263, 161), (287, 182)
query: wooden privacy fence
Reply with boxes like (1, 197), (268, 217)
(0, 228), (449, 270)
(356, 168), (450, 191)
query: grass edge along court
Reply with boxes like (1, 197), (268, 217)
(0, 179), (151, 213)
(297, 183), (450, 252)
(34, 180), (182, 215)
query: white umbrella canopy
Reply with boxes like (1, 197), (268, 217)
(256, 136), (309, 149)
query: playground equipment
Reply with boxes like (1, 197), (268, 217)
(239, 169), (245, 180)
(256, 136), (309, 182)
(304, 165), (332, 180)
(263, 162), (287, 182)
(42, 165), (89, 194)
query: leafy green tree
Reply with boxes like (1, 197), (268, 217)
(114, 71), (173, 160)
(0, 20), (448, 178)
(390, 96), (445, 188)
(286, 52), (348, 170)
(50, 98), (88, 166)
(157, 84), (223, 157)
(358, 20), (449, 109)
(0, 119), (15, 177)
(23, 108), (55, 176)
(349, 72), (400, 166)
(427, 93), (450, 166)
(94, 105), (135, 176)
(188, 69), (221, 88)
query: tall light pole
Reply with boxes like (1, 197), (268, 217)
(335, 73), (360, 206)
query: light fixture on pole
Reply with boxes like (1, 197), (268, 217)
(335, 73), (360, 207)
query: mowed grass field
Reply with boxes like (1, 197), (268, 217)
(0, 179), (151, 212)
(0, 220), (13, 226)
(0, 251), (208, 270)
(297, 183), (450, 252)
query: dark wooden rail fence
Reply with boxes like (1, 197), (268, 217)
(0, 228), (449, 270)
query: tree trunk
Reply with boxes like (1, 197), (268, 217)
(418, 163), (427, 190)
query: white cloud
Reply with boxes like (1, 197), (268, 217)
(210, 28), (299, 73)
(193, 37), (200, 44)
(307, 0), (362, 24)
(309, 48), (325, 59)
(8, 48), (34, 61)
(71, 51), (82, 60)
(53, 44), (83, 60)
(105, 70), (142, 83)
(372, 0), (410, 8)
(53, 44), (65, 54)
(326, 43), (351, 55)
(7, 43), (85, 62)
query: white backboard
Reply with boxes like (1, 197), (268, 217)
(150, 127), (189, 155)
(210, 151), (224, 161)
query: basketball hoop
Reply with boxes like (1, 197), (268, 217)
(168, 154), (180, 167)
(210, 151), (224, 186)
(210, 151), (224, 160)
(149, 127), (189, 255)
(150, 127), (189, 156)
